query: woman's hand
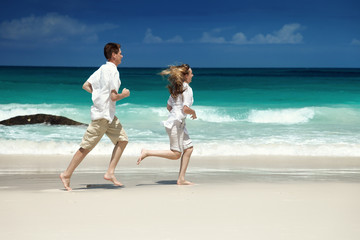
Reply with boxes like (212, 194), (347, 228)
(190, 112), (197, 120)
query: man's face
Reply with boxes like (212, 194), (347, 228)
(113, 49), (123, 65)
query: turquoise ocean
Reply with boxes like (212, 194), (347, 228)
(1, 66), (360, 157)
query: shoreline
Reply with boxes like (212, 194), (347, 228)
(1, 154), (360, 171)
(0, 154), (360, 191)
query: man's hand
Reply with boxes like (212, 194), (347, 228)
(122, 88), (130, 98)
(111, 88), (130, 101)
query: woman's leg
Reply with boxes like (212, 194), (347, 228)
(137, 149), (181, 165)
(177, 147), (194, 185)
(138, 124), (182, 165)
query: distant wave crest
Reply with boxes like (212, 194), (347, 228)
(0, 103), (88, 123)
(195, 107), (237, 123)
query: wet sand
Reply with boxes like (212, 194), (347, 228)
(1, 154), (360, 240)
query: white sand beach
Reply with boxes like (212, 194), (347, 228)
(1, 154), (360, 240)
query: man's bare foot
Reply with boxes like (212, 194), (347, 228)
(137, 149), (147, 165)
(177, 180), (194, 185)
(104, 173), (123, 187)
(60, 173), (72, 191)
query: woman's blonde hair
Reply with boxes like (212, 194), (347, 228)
(160, 64), (190, 99)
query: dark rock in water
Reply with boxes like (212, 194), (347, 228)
(0, 114), (86, 126)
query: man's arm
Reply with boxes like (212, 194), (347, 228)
(111, 88), (130, 102)
(82, 81), (93, 93)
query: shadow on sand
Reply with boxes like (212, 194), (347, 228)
(73, 184), (124, 190)
(136, 180), (177, 187)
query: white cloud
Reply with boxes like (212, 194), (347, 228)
(351, 38), (360, 46)
(143, 28), (163, 43)
(202, 24), (304, 45)
(143, 28), (183, 44)
(0, 13), (117, 43)
(200, 32), (226, 44)
(167, 35), (184, 43)
(249, 23), (303, 44)
(231, 32), (247, 44)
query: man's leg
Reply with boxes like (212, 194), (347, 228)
(104, 141), (128, 186)
(60, 147), (90, 191)
(104, 116), (129, 186)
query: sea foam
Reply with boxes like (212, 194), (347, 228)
(1, 139), (360, 157)
(247, 108), (315, 124)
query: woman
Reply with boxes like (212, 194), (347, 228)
(137, 64), (197, 185)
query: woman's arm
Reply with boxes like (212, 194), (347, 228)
(183, 105), (197, 119)
(167, 104), (172, 112)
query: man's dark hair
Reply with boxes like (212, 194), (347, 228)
(104, 43), (121, 60)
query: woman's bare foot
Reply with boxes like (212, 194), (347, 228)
(60, 173), (72, 191)
(137, 149), (147, 165)
(177, 180), (194, 185)
(104, 173), (123, 187)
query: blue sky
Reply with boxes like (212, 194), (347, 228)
(0, 0), (359, 67)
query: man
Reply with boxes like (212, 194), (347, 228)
(60, 42), (130, 191)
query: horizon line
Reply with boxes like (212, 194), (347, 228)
(1, 65), (359, 69)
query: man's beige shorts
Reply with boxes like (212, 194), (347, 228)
(80, 116), (128, 150)
(166, 120), (193, 153)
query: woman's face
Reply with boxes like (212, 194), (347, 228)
(185, 68), (193, 84)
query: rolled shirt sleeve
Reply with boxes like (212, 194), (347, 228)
(182, 84), (193, 108)
(167, 95), (174, 107)
(109, 71), (120, 93)
(87, 68), (100, 86)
